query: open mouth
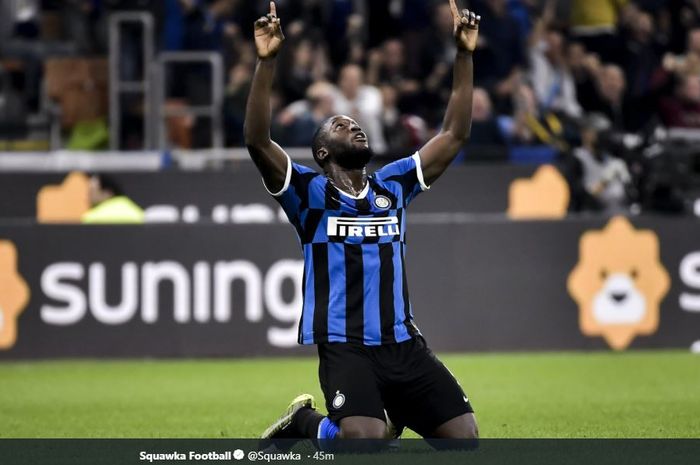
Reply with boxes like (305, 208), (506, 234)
(354, 132), (367, 142)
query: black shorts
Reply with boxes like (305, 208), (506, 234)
(317, 336), (474, 437)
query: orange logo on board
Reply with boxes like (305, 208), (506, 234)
(0, 240), (30, 350)
(567, 217), (670, 350)
(507, 165), (570, 220)
(36, 171), (90, 223)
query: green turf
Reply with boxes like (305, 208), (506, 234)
(0, 351), (698, 438)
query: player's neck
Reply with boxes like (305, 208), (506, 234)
(325, 165), (368, 198)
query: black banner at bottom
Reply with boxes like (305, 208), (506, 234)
(1, 439), (699, 465)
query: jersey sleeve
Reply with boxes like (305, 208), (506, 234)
(373, 152), (430, 207)
(263, 154), (317, 225)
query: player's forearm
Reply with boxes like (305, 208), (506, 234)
(244, 58), (277, 148)
(441, 50), (473, 142)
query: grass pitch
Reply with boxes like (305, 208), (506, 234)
(0, 351), (698, 438)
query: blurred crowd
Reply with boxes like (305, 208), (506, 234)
(2, 0), (700, 213)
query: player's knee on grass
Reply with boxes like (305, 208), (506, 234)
(431, 413), (479, 439)
(339, 416), (388, 439)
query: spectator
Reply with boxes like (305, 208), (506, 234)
(319, 0), (368, 68)
(529, 26), (584, 119)
(468, 87), (506, 147)
(472, 0), (526, 112)
(662, 27), (700, 77)
(666, 0), (700, 53)
(396, 0), (433, 65)
(568, 41), (603, 112)
(507, 0), (538, 43)
(379, 84), (427, 156)
(572, 117), (632, 213)
(506, 81), (568, 152)
(277, 37), (329, 106)
(332, 64), (387, 154)
(162, 0), (196, 51)
(367, 39), (421, 113)
(569, 0), (628, 62)
(82, 174), (145, 224)
(10, 0), (41, 39)
(276, 82), (337, 147)
(659, 74), (700, 128)
(586, 59), (659, 133)
(621, 10), (665, 98)
(419, 2), (456, 69)
(588, 64), (635, 131)
(415, 2), (458, 125)
(182, 0), (237, 52)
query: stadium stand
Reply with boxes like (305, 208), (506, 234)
(0, 0), (699, 214)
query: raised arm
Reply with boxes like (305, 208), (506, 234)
(244, 2), (289, 193)
(418, 0), (480, 186)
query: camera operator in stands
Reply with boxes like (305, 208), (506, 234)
(570, 115), (634, 213)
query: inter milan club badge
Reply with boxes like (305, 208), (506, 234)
(374, 195), (391, 210)
(332, 391), (346, 409)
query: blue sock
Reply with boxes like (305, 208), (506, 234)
(317, 417), (340, 439)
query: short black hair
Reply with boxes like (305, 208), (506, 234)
(311, 120), (332, 166)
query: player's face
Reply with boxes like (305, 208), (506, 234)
(329, 116), (368, 149)
(325, 116), (372, 169)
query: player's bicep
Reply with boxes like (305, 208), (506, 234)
(246, 140), (291, 195)
(417, 131), (463, 185)
(267, 160), (316, 227)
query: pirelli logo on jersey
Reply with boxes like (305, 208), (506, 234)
(327, 217), (400, 238)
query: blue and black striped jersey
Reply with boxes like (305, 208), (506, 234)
(267, 153), (430, 346)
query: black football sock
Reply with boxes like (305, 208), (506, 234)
(292, 407), (326, 439)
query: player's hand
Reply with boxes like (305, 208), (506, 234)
(449, 0), (480, 52)
(254, 2), (285, 60)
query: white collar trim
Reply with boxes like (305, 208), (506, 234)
(332, 181), (370, 200)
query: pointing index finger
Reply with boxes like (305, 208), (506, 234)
(270, 1), (277, 17)
(449, 0), (460, 19)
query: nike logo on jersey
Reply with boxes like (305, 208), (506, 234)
(327, 217), (400, 238)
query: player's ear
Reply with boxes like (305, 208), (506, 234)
(316, 147), (329, 163)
